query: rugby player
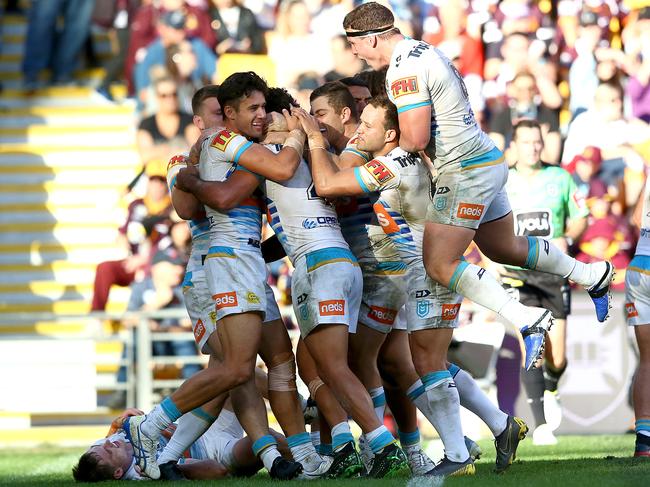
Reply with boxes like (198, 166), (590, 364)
(626, 176), (650, 458)
(342, 2), (615, 372)
(502, 120), (589, 445)
(124, 73), (310, 480)
(72, 403), (282, 482)
(296, 96), (528, 476)
(310, 82), (434, 475)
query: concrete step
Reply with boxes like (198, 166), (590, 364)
(0, 87), (119, 108)
(0, 169), (137, 185)
(0, 241), (122, 254)
(0, 190), (124, 205)
(0, 287), (129, 304)
(0, 127), (135, 146)
(0, 110), (135, 128)
(0, 207), (124, 224)
(0, 148), (140, 168)
(0, 227), (118, 245)
(0, 246), (124, 265)
(0, 299), (127, 315)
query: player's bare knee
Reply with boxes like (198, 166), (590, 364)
(268, 359), (297, 392)
(225, 362), (256, 388)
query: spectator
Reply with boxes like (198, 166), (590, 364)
(562, 81), (649, 211)
(136, 76), (200, 171)
(568, 10), (610, 116)
(565, 146), (607, 201)
(93, 0), (142, 101)
(22, 0), (96, 91)
(623, 7), (650, 123)
(267, 0), (332, 89)
(323, 34), (365, 82)
(126, 0), (215, 94)
(164, 41), (206, 113)
(489, 71), (561, 164)
(133, 8), (217, 104)
(209, 0), (265, 55)
(483, 31), (561, 111)
(575, 181), (634, 290)
(91, 171), (173, 312)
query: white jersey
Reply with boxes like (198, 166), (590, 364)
(353, 147), (432, 265)
(199, 129), (264, 250)
(386, 38), (494, 170)
(166, 153), (211, 270)
(336, 136), (402, 266)
(263, 144), (349, 263)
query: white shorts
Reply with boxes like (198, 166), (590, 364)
(204, 246), (268, 321)
(427, 148), (511, 230)
(406, 265), (463, 332)
(358, 262), (408, 334)
(625, 257), (650, 326)
(198, 410), (244, 471)
(292, 247), (363, 338)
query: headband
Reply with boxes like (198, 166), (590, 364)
(345, 25), (394, 38)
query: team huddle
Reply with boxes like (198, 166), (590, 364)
(72, 3), (621, 482)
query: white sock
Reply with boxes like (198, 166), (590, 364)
(157, 407), (217, 464)
(450, 365), (508, 437)
(453, 261), (538, 327)
(407, 379), (430, 416)
(310, 430), (321, 448)
(368, 386), (386, 423)
(420, 372), (469, 463)
(331, 421), (354, 451)
(142, 404), (174, 438)
(522, 236), (597, 287)
(259, 446), (281, 472)
(287, 432), (319, 464)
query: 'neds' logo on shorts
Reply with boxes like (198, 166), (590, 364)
(625, 303), (639, 318)
(193, 319), (206, 343)
(319, 300), (345, 316)
(441, 303), (461, 321)
(368, 306), (397, 325)
(457, 203), (485, 221)
(214, 291), (238, 309)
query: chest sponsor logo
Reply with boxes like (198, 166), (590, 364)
(625, 302), (639, 319)
(368, 306), (397, 325)
(441, 303), (461, 321)
(211, 129), (237, 152)
(302, 216), (340, 229)
(456, 203), (485, 221)
(390, 76), (418, 98)
(373, 202), (400, 234)
(213, 291), (238, 309)
(319, 300), (345, 316)
(193, 319), (206, 343)
(365, 159), (395, 184)
(514, 209), (553, 237)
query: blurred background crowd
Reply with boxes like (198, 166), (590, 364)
(2, 0), (649, 408)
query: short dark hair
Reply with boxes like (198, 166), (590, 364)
(597, 79), (624, 101)
(266, 87), (299, 114)
(355, 68), (388, 97)
(512, 119), (542, 140)
(310, 81), (358, 120)
(343, 2), (395, 34)
(367, 96), (398, 132)
(339, 76), (369, 89)
(72, 451), (115, 482)
(217, 71), (268, 111)
(191, 84), (220, 115)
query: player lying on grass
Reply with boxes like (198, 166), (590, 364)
(72, 401), (287, 482)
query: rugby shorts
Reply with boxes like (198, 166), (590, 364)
(427, 147), (511, 230)
(625, 255), (650, 326)
(292, 247), (362, 338)
(406, 265), (463, 332)
(358, 261), (408, 334)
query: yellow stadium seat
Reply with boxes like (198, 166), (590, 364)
(216, 54), (276, 86)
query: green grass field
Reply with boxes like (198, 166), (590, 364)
(0, 435), (647, 487)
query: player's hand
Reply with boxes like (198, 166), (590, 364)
(292, 107), (321, 138)
(267, 111), (289, 132)
(175, 164), (200, 192)
(282, 109), (301, 132)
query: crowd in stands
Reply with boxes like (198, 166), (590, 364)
(11, 0), (650, 391)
